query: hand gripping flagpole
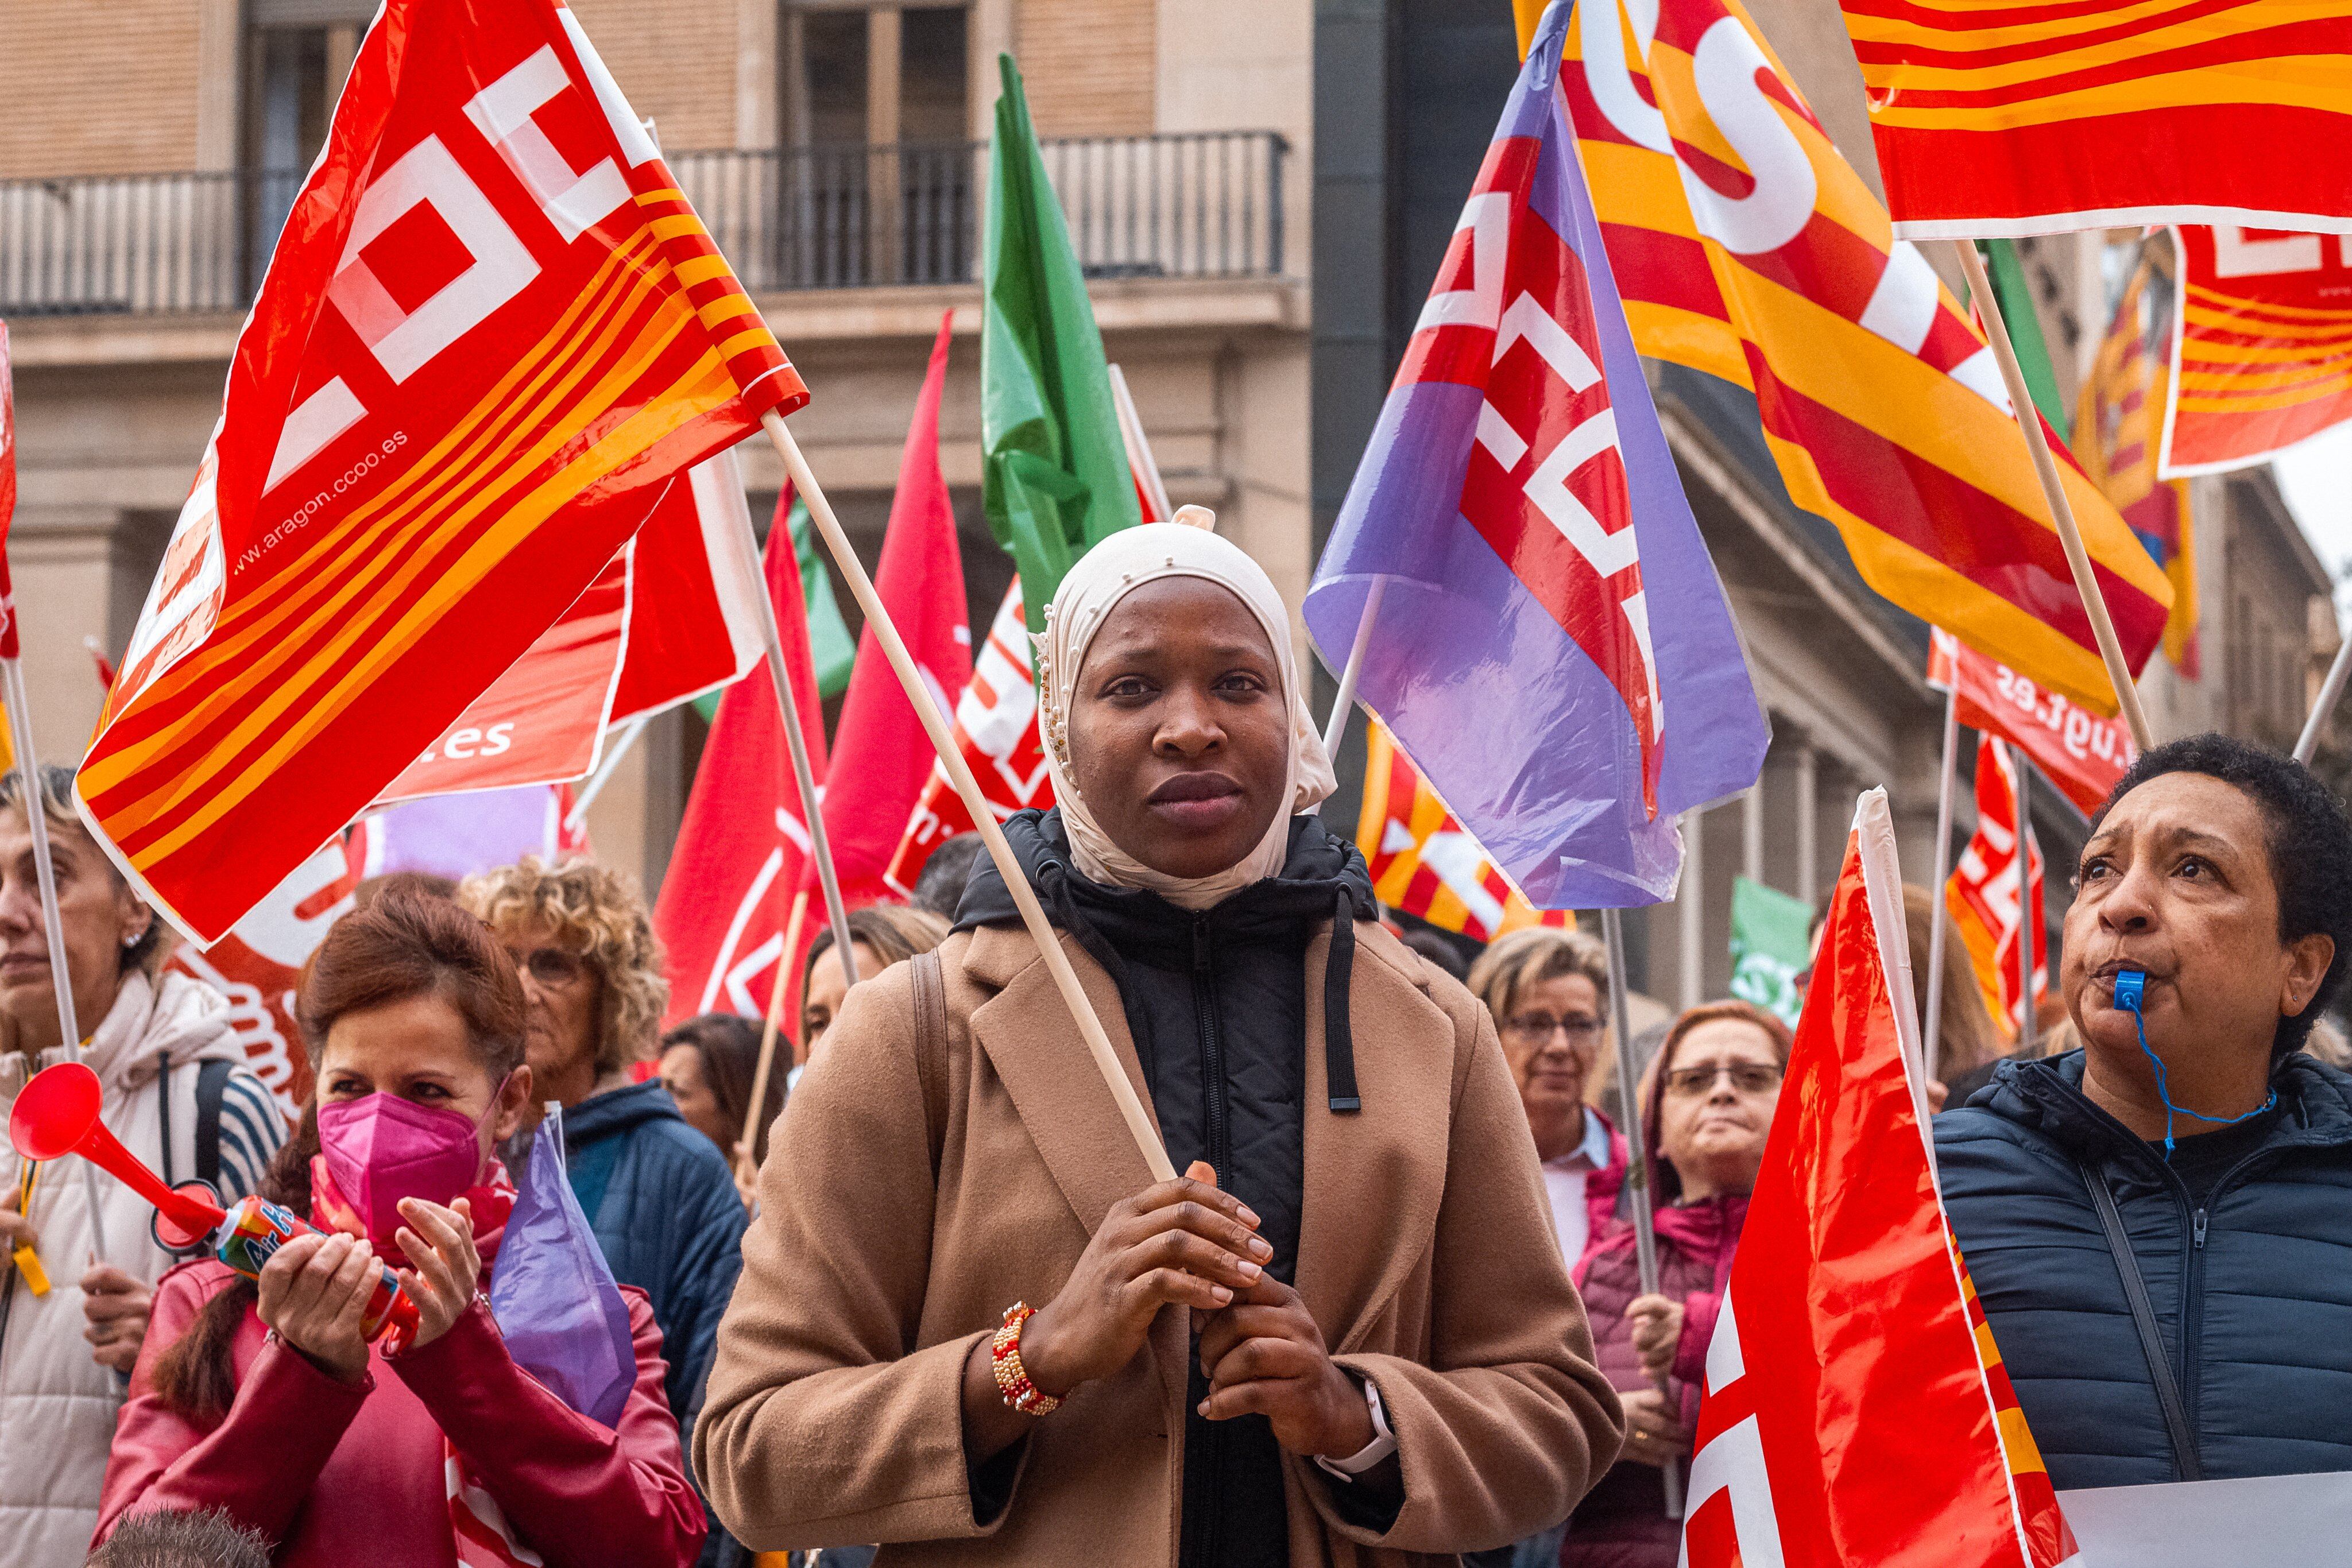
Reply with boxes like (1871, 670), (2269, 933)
(1599, 904), (1682, 1518)
(763, 411), (1178, 1183)
(1949, 239), (2153, 753)
(1922, 687), (1959, 1082)
(0, 654), (110, 1257)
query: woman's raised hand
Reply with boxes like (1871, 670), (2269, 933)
(393, 1195), (482, 1351)
(1023, 1160), (1271, 1397)
(255, 1230), (381, 1384)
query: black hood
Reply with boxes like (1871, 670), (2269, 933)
(954, 808), (1379, 1112)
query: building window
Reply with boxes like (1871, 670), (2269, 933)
(777, 2), (972, 285)
(240, 3), (372, 278)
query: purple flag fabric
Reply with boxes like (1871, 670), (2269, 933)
(488, 1110), (635, 1429)
(363, 785), (571, 881)
(1305, 2), (1766, 909)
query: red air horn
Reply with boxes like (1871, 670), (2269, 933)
(11, 1060), (226, 1249)
(9, 1060), (420, 1346)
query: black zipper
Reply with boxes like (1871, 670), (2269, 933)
(2173, 1147), (2271, 1460)
(1187, 915), (1228, 1568)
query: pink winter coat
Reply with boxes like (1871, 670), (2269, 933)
(94, 1241), (706, 1566)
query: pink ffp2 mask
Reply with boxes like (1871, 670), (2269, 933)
(315, 1091), (494, 1247)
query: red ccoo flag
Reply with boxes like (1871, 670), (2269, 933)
(814, 311), (970, 907)
(1682, 788), (2077, 1568)
(76, 0), (805, 943)
(655, 496), (829, 1028)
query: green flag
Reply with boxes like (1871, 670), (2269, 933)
(694, 495), (855, 723)
(981, 53), (1141, 633)
(1979, 239), (2069, 432)
(791, 495), (856, 700)
(1727, 876), (1815, 1028)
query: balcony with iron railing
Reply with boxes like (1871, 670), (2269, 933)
(0, 130), (1287, 318)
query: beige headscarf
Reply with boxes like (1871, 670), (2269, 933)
(1035, 517), (1336, 910)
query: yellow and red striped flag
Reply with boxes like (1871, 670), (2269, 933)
(79, 0), (806, 942)
(1560, 0), (2172, 716)
(1357, 723), (1571, 944)
(2075, 259), (2198, 674)
(2163, 224), (2352, 476)
(1839, 0), (2352, 239)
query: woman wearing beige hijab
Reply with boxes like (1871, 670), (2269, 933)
(698, 520), (1622, 1566)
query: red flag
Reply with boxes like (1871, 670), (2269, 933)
(78, 0), (805, 943)
(1682, 789), (2078, 1568)
(1945, 735), (2048, 1045)
(815, 311), (970, 906)
(883, 578), (1052, 896)
(655, 497), (828, 1027)
(2164, 224), (2352, 475)
(1926, 629), (2133, 817)
(0, 319), (17, 660)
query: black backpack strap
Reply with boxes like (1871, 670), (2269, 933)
(910, 950), (949, 1179)
(194, 1059), (235, 1189)
(2079, 1158), (2202, 1481)
(155, 1052), (176, 1188)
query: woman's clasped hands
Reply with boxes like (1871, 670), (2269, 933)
(253, 1195), (482, 1383)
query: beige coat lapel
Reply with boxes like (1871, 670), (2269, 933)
(964, 923), (1190, 1414)
(1295, 924), (1454, 1351)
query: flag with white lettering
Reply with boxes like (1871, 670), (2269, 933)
(1306, 0), (1766, 908)
(78, 0), (804, 942)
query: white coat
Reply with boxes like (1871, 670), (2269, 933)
(0, 971), (284, 1567)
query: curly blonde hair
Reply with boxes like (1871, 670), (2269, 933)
(458, 857), (668, 1075)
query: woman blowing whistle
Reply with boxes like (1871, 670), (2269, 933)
(697, 520), (1623, 1566)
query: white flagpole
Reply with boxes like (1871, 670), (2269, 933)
(1922, 688), (1959, 1082)
(764, 411), (1177, 1182)
(563, 714), (649, 835)
(1600, 905), (1682, 1519)
(2, 657), (109, 1256)
(1949, 239), (2153, 753)
(1320, 576), (1388, 758)
(1107, 364), (1173, 524)
(738, 886), (808, 1193)
(2013, 749), (2038, 1056)
(730, 490), (857, 996)
(2296, 636), (2352, 765)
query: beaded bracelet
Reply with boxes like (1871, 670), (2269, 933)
(991, 1301), (1062, 1416)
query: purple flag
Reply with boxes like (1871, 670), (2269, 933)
(488, 1110), (636, 1429)
(1305, 2), (1766, 908)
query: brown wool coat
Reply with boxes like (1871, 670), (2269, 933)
(696, 917), (1624, 1566)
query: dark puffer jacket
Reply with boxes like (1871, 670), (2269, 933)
(564, 1080), (751, 1434)
(1937, 1050), (2352, 1492)
(956, 808), (1380, 1568)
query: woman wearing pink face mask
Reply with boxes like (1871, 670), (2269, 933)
(92, 894), (706, 1567)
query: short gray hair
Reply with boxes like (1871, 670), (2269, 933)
(1464, 927), (1610, 1025)
(0, 762), (168, 977)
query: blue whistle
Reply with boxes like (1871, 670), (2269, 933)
(2113, 969), (2146, 1012)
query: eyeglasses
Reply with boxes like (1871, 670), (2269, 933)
(1503, 1013), (1606, 1044)
(1663, 1062), (1784, 1098)
(510, 946), (589, 988)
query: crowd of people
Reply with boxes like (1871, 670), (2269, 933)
(2, 522), (2351, 1567)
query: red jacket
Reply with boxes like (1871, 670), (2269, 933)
(95, 1257), (706, 1566)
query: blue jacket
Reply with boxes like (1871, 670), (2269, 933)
(1937, 1050), (2352, 1491)
(563, 1080), (749, 1432)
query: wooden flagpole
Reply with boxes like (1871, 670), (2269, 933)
(763, 411), (1177, 1183)
(1949, 240), (2153, 753)
(1600, 904), (1682, 1518)
(737, 886), (808, 1192)
(1922, 688), (1959, 1082)
(1, 658), (109, 1256)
